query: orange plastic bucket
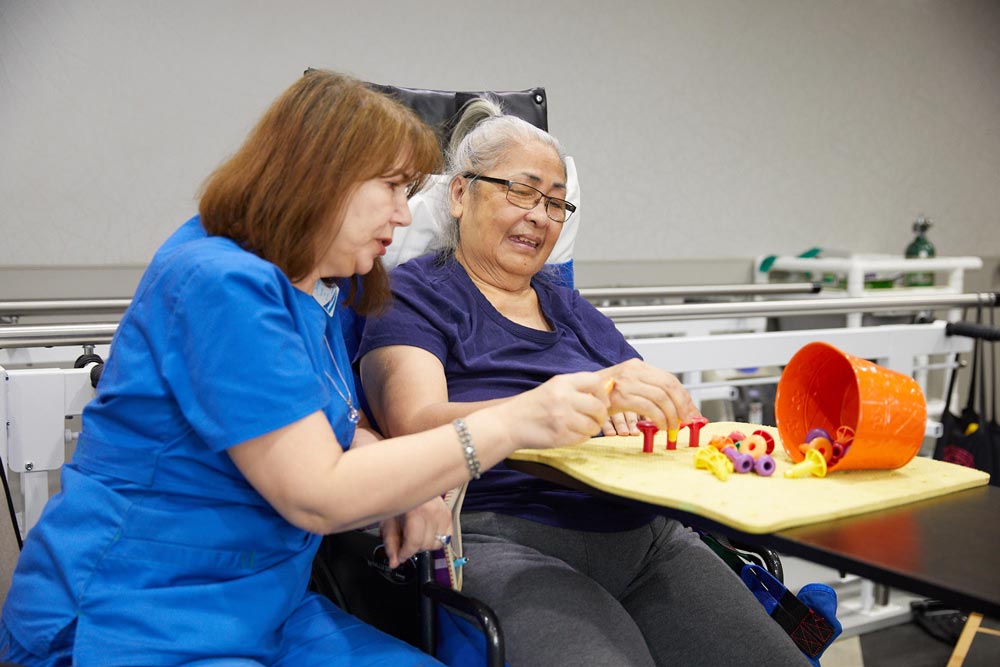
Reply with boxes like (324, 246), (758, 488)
(774, 342), (926, 471)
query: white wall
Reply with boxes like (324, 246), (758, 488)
(1, 0), (998, 275)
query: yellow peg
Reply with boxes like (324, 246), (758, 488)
(694, 447), (734, 481)
(666, 428), (680, 450)
(784, 448), (828, 479)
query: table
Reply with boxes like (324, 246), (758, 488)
(506, 459), (1000, 619)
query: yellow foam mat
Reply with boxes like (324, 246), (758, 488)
(507, 421), (990, 534)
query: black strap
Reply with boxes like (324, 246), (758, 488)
(976, 327), (987, 424)
(990, 305), (997, 423)
(942, 307), (971, 411)
(2, 460), (22, 550)
(964, 306), (984, 413)
(769, 589), (837, 658)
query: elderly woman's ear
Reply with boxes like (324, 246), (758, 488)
(449, 175), (467, 219)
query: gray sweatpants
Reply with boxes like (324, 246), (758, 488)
(459, 512), (812, 667)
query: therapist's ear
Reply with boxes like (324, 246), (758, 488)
(448, 176), (466, 219)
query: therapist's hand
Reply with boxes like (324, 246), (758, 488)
(380, 496), (452, 568)
(500, 372), (611, 450)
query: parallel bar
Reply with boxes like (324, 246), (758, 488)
(0, 299), (131, 317)
(0, 323), (118, 348)
(580, 282), (821, 301)
(2, 292), (996, 348)
(599, 292), (997, 322)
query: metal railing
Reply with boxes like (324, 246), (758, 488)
(0, 323), (119, 348)
(596, 292), (998, 323)
(0, 298), (131, 318)
(1, 292), (996, 348)
(579, 282), (821, 302)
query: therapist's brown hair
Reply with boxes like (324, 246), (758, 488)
(199, 69), (441, 314)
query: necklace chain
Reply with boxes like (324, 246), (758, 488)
(323, 336), (360, 425)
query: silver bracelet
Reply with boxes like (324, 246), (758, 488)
(453, 418), (481, 480)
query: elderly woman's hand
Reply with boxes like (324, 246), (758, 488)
(380, 496), (453, 568)
(599, 359), (701, 432)
(602, 411), (640, 436)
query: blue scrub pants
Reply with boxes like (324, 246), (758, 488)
(0, 595), (442, 667)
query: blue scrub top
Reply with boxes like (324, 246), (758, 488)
(2, 216), (359, 665)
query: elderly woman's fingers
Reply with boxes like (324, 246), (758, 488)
(606, 411), (636, 436)
(624, 411), (640, 434)
(600, 360), (701, 430)
(625, 392), (680, 431)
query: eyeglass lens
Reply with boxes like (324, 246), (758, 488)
(506, 183), (572, 222)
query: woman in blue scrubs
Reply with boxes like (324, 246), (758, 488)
(0, 70), (672, 666)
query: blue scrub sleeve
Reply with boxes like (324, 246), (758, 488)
(162, 264), (329, 452)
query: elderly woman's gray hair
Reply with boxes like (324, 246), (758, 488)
(435, 96), (568, 255)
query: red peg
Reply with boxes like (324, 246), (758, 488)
(682, 416), (710, 447)
(636, 420), (659, 454)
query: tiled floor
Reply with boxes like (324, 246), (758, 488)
(823, 635), (864, 667)
(821, 615), (1000, 666)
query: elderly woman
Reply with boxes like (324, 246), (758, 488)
(358, 98), (811, 666)
(0, 72), (653, 667)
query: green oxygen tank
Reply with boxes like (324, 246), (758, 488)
(904, 215), (936, 287)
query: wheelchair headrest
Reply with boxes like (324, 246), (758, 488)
(366, 84), (548, 157)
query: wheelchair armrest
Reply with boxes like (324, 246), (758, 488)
(699, 530), (784, 583)
(727, 539), (784, 582)
(419, 577), (506, 667)
(312, 532), (506, 666)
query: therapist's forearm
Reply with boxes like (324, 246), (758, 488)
(381, 397), (510, 438)
(310, 410), (515, 532)
(230, 409), (504, 535)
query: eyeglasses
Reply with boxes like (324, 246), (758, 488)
(464, 173), (576, 223)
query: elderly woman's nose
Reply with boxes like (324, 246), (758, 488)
(525, 199), (550, 224)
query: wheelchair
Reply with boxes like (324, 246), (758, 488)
(309, 80), (787, 667)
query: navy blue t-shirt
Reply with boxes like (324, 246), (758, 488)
(359, 253), (655, 532)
